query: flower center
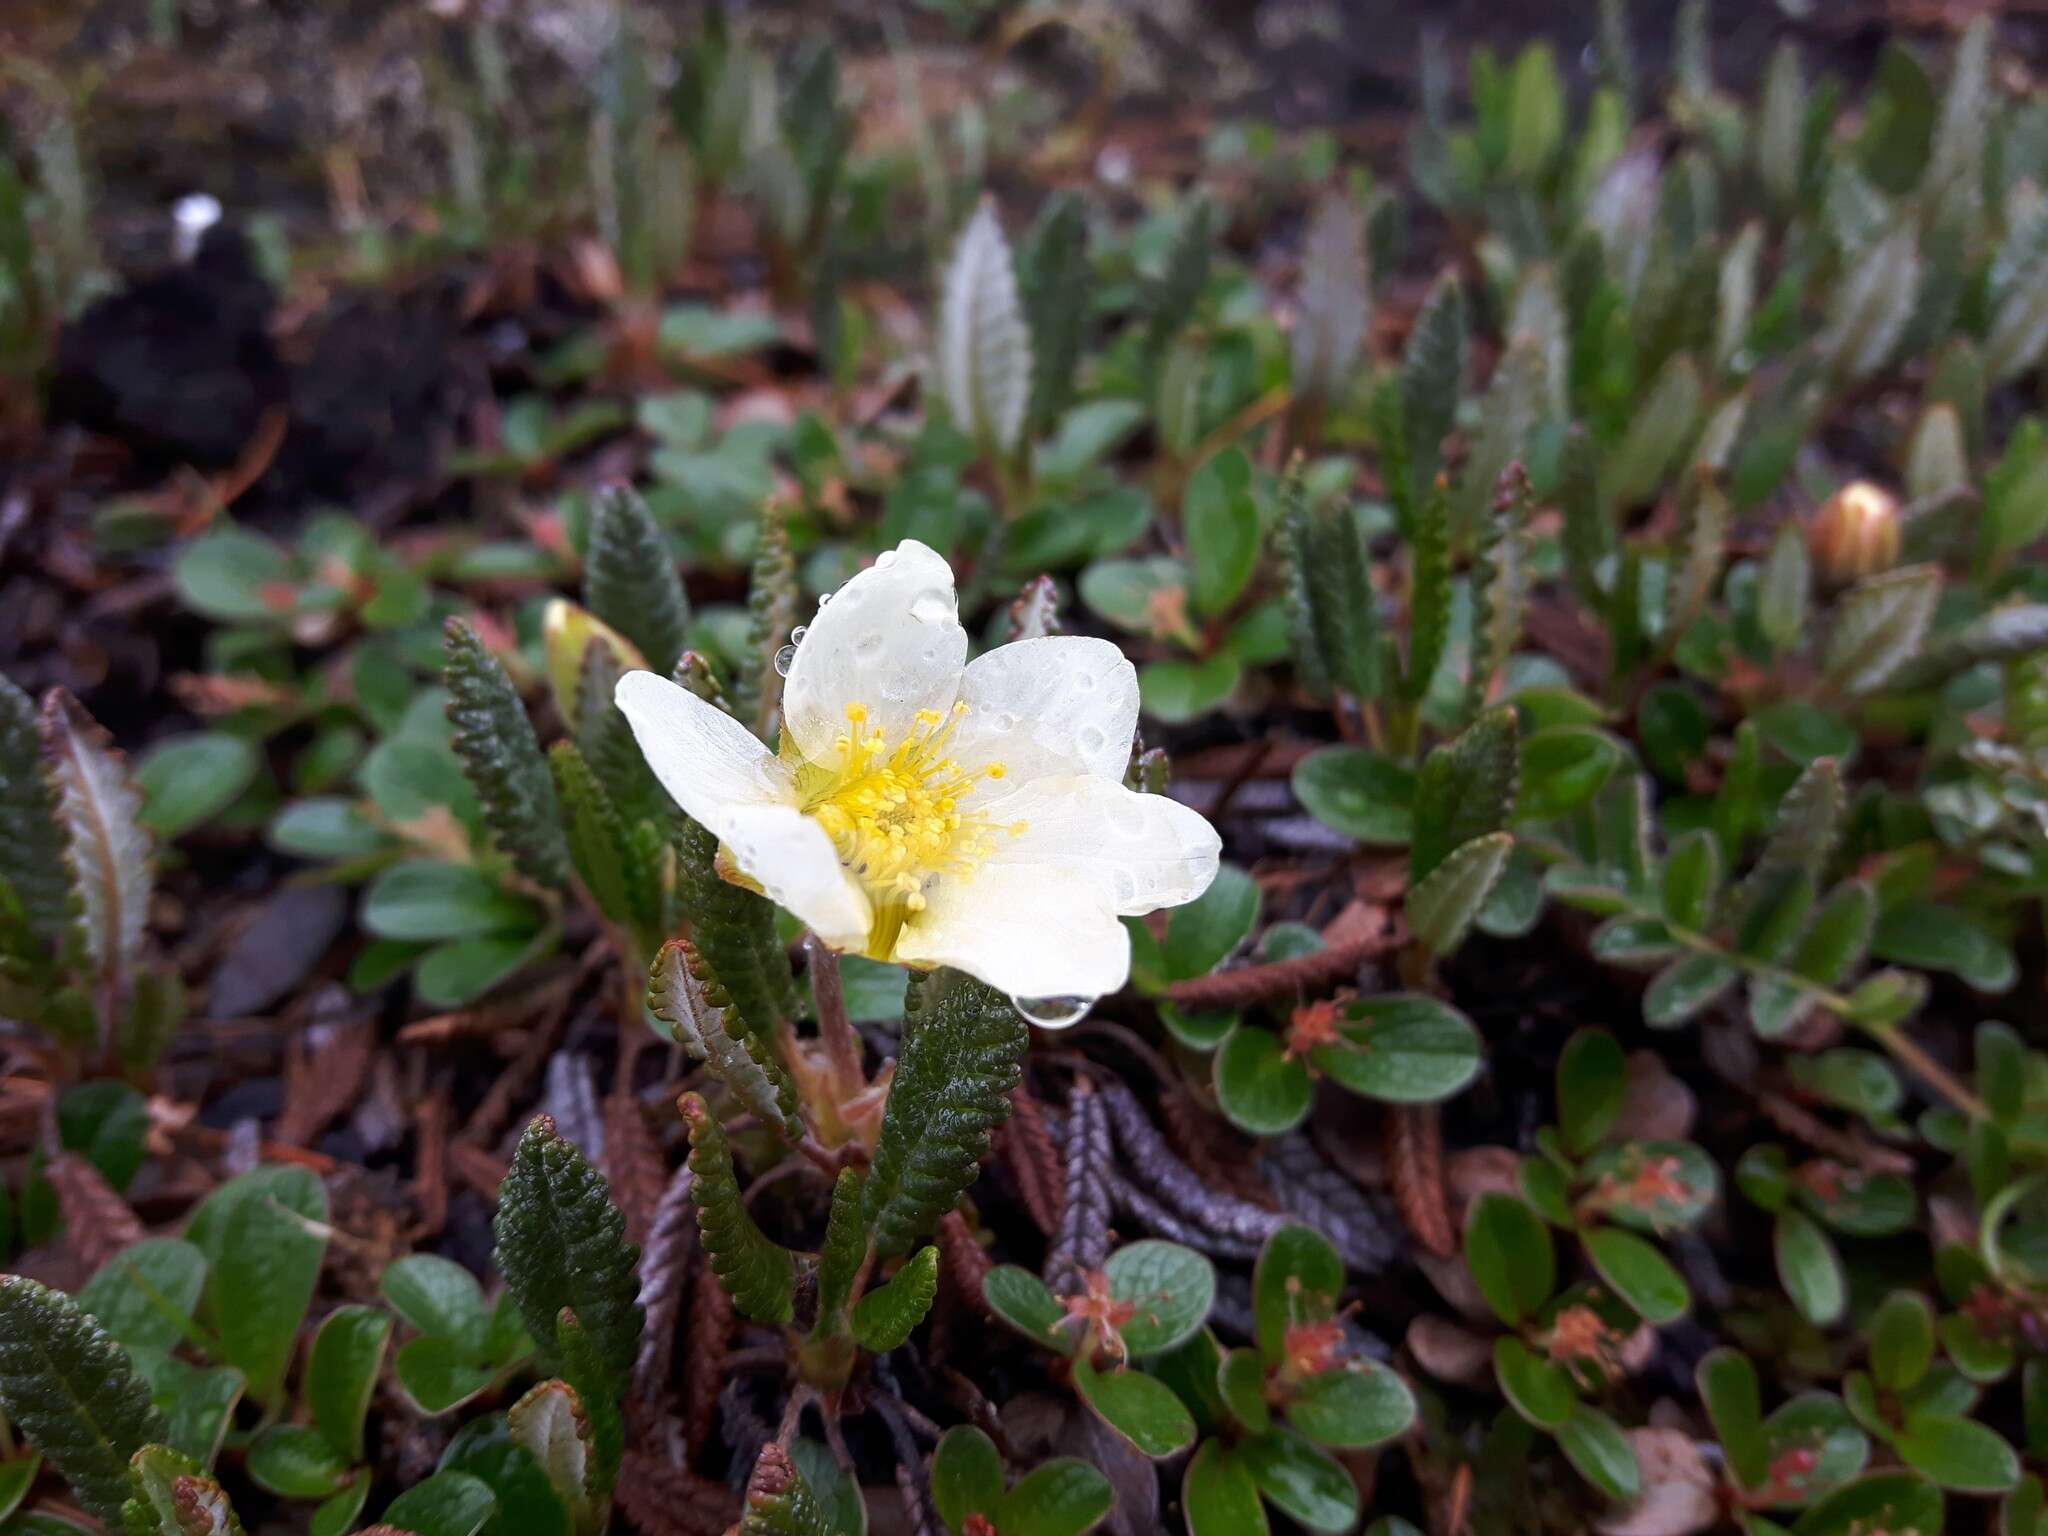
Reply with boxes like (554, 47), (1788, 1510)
(796, 701), (1019, 958)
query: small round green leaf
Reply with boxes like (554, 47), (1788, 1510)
(1494, 1336), (1576, 1430)
(1105, 1241), (1216, 1358)
(1583, 1226), (1690, 1324)
(1465, 1192), (1554, 1328)
(931, 1426), (1004, 1530)
(1215, 1027), (1314, 1136)
(1311, 994), (1483, 1104)
(1287, 1363), (1416, 1449)
(1072, 1357), (1196, 1458)
(1183, 1440), (1266, 1536)
(1291, 747), (1416, 844)
(1557, 1404), (1640, 1503)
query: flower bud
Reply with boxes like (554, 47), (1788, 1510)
(1809, 480), (1901, 584)
(542, 598), (646, 729)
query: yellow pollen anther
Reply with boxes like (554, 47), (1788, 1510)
(794, 699), (1027, 960)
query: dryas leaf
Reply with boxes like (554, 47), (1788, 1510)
(0, 1275), (165, 1527)
(43, 689), (153, 992)
(679, 1092), (795, 1325)
(646, 938), (802, 1142)
(671, 816), (801, 1045)
(863, 968), (1027, 1257)
(1292, 189), (1369, 406)
(938, 198), (1034, 459)
(849, 1246), (939, 1353)
(491, 1116), (644, 1394)
(444, 619), (571, 893)
(0, 676), (76, 947)
(582, 485), (691, 678)
(1823, 565), (1943, 695)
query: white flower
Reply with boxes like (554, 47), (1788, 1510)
(614, 539), (1221, 1007)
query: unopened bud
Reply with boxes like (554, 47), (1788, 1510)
(1809, 480), (1901, 584)
(541, 599), (646, 729)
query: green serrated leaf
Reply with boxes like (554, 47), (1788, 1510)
(490, 1117), (643, 1393)
(0, 676), (71, 950)
(1824, 565), (1942, 695)
(812, 1168), (867, 1335)
(1022, 191), (1090, 435)
(732, 501), (799, 738)
(126, 1444), (244, 1536)
(443, 620), (570, 893)
(1609, 355), (1702, 509)
(1281, 469), (1381, 702)
(583, 487), (690, 677)
(679, 1092), (795, 1325)
(850, 1246), (938, 1353)
(671, 817), (801, 1044)
(1405, 474), (1453, 701)
(1467, 462), (1533, 711)
(44, 690), (153, 999)
(1400, 273), (1468, 513)
(646, 939), (802, 1140)
(737, 1445), (832, 1536)
(863, 969), (1026, 1258)
(0, 1276), (166, 1527)
(550, 743), (655, 942)
(1411, 707), (1518, 884)
(508, 1377), (600, 1536)
(1407, 832), (1514, 958)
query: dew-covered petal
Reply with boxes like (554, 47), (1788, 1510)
(717, 802), (873, 951)
(979, 774), (1221, 915)
(781, 539), (967, 765)
(893, 863), (1131, 1003)
(615, 670), (791, 821)
(949, 636), (1139, 787)
(615, 671), (872, 948)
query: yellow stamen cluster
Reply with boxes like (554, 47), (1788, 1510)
(799, 701), (1021, 957)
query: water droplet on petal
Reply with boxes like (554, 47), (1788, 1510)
(790, 625), (808, 646)
(773, 644), (798, 676)
(910, 591), (951, 625)
(816, 590), (834, 606)
(1011, 995), (1095, 1028)
(875, 550), (899, 569)
(855, 632), (885, 660)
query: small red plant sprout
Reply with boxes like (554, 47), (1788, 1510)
(1055, 1270), (1138, 1364)
(1542, 1304), (1625, 1380)
(1285, 998), (1346, 1061)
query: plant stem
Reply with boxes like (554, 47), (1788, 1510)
(1656, 917), (1991, 1123)
(806, 933), (866, 1103)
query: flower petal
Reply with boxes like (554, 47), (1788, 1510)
(894, 863), (1131, 1003)
(980, 774), (1221, 915)
(949, 636), (1139, 787)
(614, 670), (791, 822)
(718, 802), (872, 950)
(781, 539), (967, 764)
(614, 672), (871, 948)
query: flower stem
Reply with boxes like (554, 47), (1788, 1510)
(806, 933), (866, 1103)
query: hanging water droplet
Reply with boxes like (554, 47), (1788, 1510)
(773, 644), (798, 676)
(790, 624), (809, 646)
(1010, 995), (1095, 1029)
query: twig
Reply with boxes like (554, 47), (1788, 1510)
(1386, 1105), (1455, 1257)
(1163, 904), (1399, 1009)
